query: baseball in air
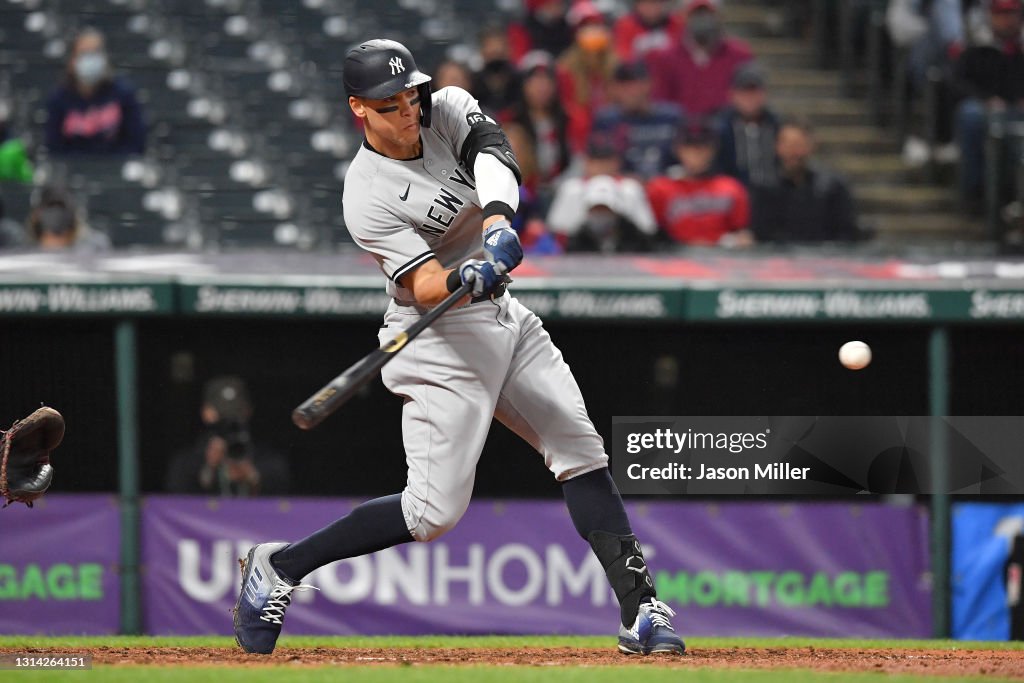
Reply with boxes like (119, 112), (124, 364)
(839, 341), (872, 370)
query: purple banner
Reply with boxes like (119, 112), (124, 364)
(0, 494), (121, 635)
(142, 497), (931, 638)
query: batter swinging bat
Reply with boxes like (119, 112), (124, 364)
(292, 281), (474, 430)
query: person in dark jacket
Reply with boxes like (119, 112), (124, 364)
(45, 27), (146, 155)
(591, 60), (683, 180)
(471, 24), (521, 118)
(751, 119), (863, 243)
(714, 63), (781, 188)
(953, 0), (1024, 206)
(507, 0), (574, 63)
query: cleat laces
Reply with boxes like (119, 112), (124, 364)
(259, 580), (319, 625)
(644, 599), (677, 631)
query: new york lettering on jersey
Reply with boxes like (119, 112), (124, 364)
(413, 166), (476, 239)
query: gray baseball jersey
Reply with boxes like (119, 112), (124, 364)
(345, 86), (490, 302)
(345, 86), (608, 542)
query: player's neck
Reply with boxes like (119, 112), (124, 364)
(364, 129), (422, 161)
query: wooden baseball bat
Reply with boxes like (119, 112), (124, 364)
(292, 281), (474, 430)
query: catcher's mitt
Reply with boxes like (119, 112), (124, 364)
(1, 406), (63, 508)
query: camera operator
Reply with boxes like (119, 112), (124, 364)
(166, 376), (289, 496)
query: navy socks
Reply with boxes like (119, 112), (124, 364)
(270, 493), (413, 583)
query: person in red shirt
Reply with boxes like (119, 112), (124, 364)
(646, 119), (752, 246)
(614, 0), (686, 61)
(555, 1), (618, 153)
(645, 0), (753, 117)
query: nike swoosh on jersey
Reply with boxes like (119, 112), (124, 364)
(399, 184), (410, 201)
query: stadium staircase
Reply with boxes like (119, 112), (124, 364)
(720, 0), (985, 243)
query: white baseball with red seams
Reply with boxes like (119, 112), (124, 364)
(839, 341), (872, 370)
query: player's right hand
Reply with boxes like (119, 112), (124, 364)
(482, 220), (523, 274)
(459, 259), (505, 297)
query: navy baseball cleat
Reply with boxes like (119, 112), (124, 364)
(618, 598), (686, 655)
(233, 543), (317, 654)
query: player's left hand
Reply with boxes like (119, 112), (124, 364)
(459, 259), (506, 297)
(482, 220), (523, 274)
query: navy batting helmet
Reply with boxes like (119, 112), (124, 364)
(344, 39), (433, 127)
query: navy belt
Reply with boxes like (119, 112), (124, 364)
(470, 280), (507, 303)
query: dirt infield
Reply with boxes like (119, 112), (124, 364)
(4, 646), (1024, 678)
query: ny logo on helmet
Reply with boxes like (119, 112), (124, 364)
(389, 57), (405, 75)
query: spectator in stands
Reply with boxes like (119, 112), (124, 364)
(500, 118), (563, 255)
(614, 0), (686, 61)
(45, 27), (146, 156)
(471, 25), (521, 117)
(433, 59), (474, 92)
(647, 0), (754, 118)
(0, 203), (23, 247)
(556, 2), (619, 152)
(750, 119), (862, 243)
(646, 118), (752, 246)
(25, 184), (110, 251)
(166, 376), (290, 497)
(508, 0), (574, 63)
(0, 116), (33, 184)
(713, 63), (781, 188)
(953, 0), (1024, 211)
(886, 0), (963, 167)
(591, 60), (683, 180)
(504, 51), (571, 197)
(0, 118), (33, 247)
(547, 137), (658, 251)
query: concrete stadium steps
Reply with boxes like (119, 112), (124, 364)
(718, 2), (784, 37)
(719, 0), (982, 242)
(744, 38), (815, 68)
(829, 154), (917, 184)
(863, 213), (986, 242)
(774, 98), (874, 127)
(855, 184), (957, 214)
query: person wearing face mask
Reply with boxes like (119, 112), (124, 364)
(45, 27), (146, 156)
(471, 25), (521, 118)
(507, 0), (575, 63)
(547, 137), (659, 251)
(645, 118), (752, 247)
(646, 0), (753, 118)
(25, 184), (110, 251)
(556, 2), (619, 153)
(749, 119), (863, 243)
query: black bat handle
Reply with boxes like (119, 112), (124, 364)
(291, 281), (475, 430)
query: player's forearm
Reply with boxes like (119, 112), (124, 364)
(399, 258), (468, 307)
(474, 153), (520, 228)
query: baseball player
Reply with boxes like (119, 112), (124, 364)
(233, 39), (684, 657)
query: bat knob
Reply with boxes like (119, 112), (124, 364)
(292, 408), (315, 430)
